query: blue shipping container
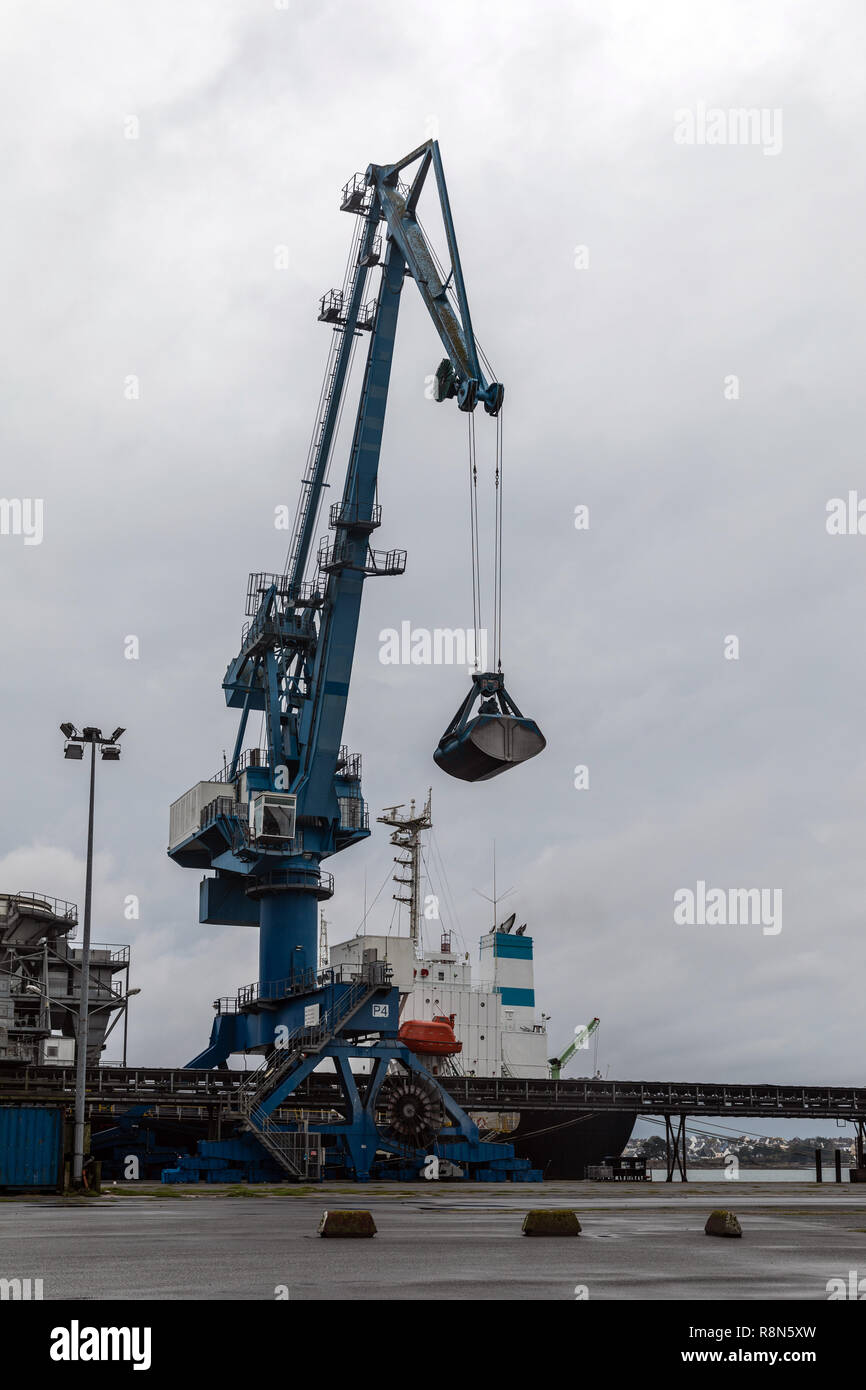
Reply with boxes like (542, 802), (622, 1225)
(0, 1106), (64, 1189)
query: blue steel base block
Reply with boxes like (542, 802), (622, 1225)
(165, 1135), (286, 1185)
(164, 1140), (542, 1185)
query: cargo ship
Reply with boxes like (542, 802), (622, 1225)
(329, 794), (635, 1178)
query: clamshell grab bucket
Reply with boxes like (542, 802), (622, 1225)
(434, 672), (546, 783)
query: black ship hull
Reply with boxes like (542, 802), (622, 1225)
(509, 1108), (636, 1179)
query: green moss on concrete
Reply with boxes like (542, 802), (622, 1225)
(318, 1209), (377, 1237)
(522, 1209), (581, 1236)
(705, 1209), (742, 1238)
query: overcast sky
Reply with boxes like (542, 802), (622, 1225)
(2, 1), (865, 1141)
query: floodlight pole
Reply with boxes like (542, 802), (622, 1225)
(61, 722), (124, 1188)
(71, 735), (97, 1187)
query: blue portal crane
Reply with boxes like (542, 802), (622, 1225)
(166, 142), (545, 1181)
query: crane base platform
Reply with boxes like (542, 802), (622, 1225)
(161, 1132), (542, 1184)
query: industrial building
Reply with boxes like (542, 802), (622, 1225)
(0, 892), (129, 1067)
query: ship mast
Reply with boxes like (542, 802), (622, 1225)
(378, 789), (432, 957)
(318, 910), (329, 971)
(474, 840), (515, 932)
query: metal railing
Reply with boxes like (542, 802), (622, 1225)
(245, 1110), (319, 1179)
(200, 796), (247, 829)
(340, 172), (373, 214)
(336, 746), (362, 780)
(317, 538), (347, 573)
(244, 867), (333, 895)
(329, 501), (382, 531)
(318, 289), (345, 324)
(358, 300), (377, 331)
(366, 547), (407, 576)
(54, 943), (130, 969)
(235, 968), (319, 1010)
(5, 893), (78, 923)
(209, 749), (268, 784)
(246, 571), (324, 618)
(337, 796), (369, 832)
(215, 962), (362, 1016)
(358, 234), (382, 267)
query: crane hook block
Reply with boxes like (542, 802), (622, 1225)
(434, 671), (546, 782)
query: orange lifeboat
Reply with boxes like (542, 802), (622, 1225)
(398, 1015), (463, 1056)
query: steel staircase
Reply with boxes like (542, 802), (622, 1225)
(237, 977), (383, 1178)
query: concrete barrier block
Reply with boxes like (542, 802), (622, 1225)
(318, 1209), (377, 1238)
(704, 1209), (742, 1238)
(522, 1209), (581, 1236)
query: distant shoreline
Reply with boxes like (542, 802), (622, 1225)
(635, 1151), (855, 1171)
(669, 1160), (851, 1170)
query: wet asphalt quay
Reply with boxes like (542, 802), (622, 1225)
(2, 1181), (864, 1300)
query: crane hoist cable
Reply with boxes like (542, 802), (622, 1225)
(467, 411), (482, 666)
(469, 404), (504, 674)
(493, 406), (504, 673)
(436, 395), (545, 780)
(420, 207), (505, 671)
(466, 403), (505, 673)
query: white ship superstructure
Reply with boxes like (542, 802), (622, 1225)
(402, 925), (548, 1078)
(328, 793), (549, 1079)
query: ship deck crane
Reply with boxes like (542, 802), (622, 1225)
(549, 1018), (600, 1080)
(166, 141), (545, 1183)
